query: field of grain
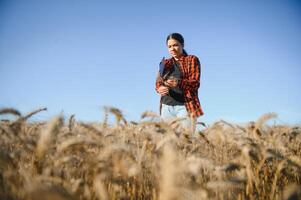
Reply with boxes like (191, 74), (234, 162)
(0, 107), (300, 200)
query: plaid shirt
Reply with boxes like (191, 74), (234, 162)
(155, 54), (204, 118)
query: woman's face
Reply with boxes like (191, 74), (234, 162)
(167, 38), (183, 59)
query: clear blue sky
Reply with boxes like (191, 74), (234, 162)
(1, 0), (301, 125)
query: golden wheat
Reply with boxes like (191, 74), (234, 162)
(0, 107), (300, 199)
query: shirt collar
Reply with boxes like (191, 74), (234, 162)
(173, 54), (186, 62)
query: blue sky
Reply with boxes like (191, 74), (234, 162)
(1, 0), (300, 125)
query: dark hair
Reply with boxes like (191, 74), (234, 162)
(166, 33), (188, 56)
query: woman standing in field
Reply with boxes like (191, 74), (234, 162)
(155, 33), (204, 133)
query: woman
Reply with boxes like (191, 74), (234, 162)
(155, 33), (204, 133)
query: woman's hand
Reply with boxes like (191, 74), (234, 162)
(157, 86), (169, 96)
(164, 78), (178, 88)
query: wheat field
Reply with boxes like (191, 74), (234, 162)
(0, 107), (300, 200)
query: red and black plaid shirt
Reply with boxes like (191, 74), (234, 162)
(155, 54), (204, 118)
